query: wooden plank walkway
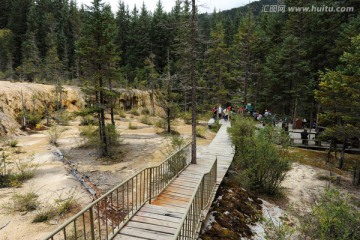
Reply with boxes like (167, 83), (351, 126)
(115, 122), (235, 240)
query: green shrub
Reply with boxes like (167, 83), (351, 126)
(48, 126), (63, 146)
(119, 110), (126, 118)
(11, 191), (39, 212)
(228, 116), (291, 194)
(264, 215), (295, 240)
(27, 111), (42, 127)
(162, 135), (188, 175)
(33, 207), (57, 223)
(8, 139), (19, 148)
(106, 124), (120, 147)
(79, 125), (101, 148)
(57, 112), (71, 126)
(80, 116), (95, 126)
(8, 156), (38, 187)
(209, 120), (220, 133)
(130, 108), (140, 116)
(33, 189), (78, 223)
(196, 126), (206, 138)
(141, 108), (150, 115)
(155, 118), (167, 129)
(298, 188), (360, 240)
(140, 115), (152, 125)
(180, 111), (192, 124)
(128, 123), (137, 130)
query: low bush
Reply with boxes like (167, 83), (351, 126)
(128, 123), (137, 130)
(140, 115), (152, 125)
(48, 126), (63, 146)
(118, 108), (126, 118)
(57, 112), (71, 126)
(130, 108), (140, 116)
(155, 118), (167, 130)
(264, 215), (295, 240)
(196, 126), (206, 138)
(80, 116), (96, 126)
(106, 124), (120, 147)
(11, 191), (39, 212)
(298, 188), (360, 240)
(141, 108), (150, 115)
(33, 189), (78, 223)
(27, 111), (43, 127)
(33, 207), (57, 223)
(79, 125), (101, 148)
(209, 120), (220, 133)
(180, 111), (192, 124)
(8, 139), (19, 148)
(228, 116), (291, 195)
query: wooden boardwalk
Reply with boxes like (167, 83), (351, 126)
(115, 122), (235, 239)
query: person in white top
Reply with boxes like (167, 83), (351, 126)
(218, 105), (222, 119)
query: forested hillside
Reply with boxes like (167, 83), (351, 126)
(0, 0), (359, 123)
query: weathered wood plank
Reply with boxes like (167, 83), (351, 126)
(141, 204), (185, 215)
(131, 216), (180, 228)
(114, 234), (148, 240)
(135, 211), (182, 222)
(126, 221), (177, 234)
(120, 226), (173, 240)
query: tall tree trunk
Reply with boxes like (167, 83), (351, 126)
(191, 0), (197, 164)
(184, 88), (187, 112)
(108, 79), (115, 126)
(99, 76), (108, 157)
(167, 50), (171, 134)
(292, 97), (298, 129)
(353, 165), (360, 186)
(150, 81), (155, 116)
(315, 104), (320, 132)
(338, 138), (346, 169)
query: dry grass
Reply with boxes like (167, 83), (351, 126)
(288, 147), (359, 176)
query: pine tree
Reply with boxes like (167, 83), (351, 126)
(204, 21), (230, 104)
(77, 0), (118, 157)
(190, 0), (197, 164)
(7, 0), (32, 68)
(42, 13), (64, 83)
(151, 0), (170, 72)
(173, 0), (192, 112)
(0, 0), (11, 28)
(67, 0), (81, 79)
(232, 10), (256, 106)
(0, 29), (14, 78)
(263, 35), (310, 117)
(315, 35), (360, 169)
(16, 31), (41, 81)
(115, 1), (130, 67)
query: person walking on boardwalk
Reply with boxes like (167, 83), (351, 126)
(212, 106), (217, 119)
(301, 129), (309, 145)
(218, 105), (222, 119)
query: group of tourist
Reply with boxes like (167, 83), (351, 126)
(212, 105), (236, 121)
(211, 103), (273, 123)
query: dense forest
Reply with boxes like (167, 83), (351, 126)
(0, 0), (359, 147)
